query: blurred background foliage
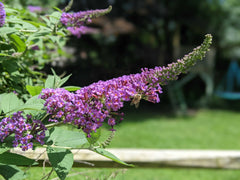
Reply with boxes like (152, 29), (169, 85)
(3, 0), (240, 110)
(0, 1), (68, 98)
(4, 0), (65, 10)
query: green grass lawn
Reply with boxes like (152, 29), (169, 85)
(108, 108), (240, 149)
(21, 108), (240, 179)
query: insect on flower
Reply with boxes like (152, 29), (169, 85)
(130, 93), (142, 108)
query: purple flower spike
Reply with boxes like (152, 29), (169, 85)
(61, 6), (112, 27)
(0, 2), (6, 27)
(60, 6), (111, 38)
(40, 34), (212, 137)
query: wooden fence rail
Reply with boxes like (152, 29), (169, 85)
(10, 148), (240, 169)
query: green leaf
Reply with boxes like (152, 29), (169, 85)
(29, 29), (51, 38)
(45, 75), (55, 88)
(7, 18), (37, 30)
(49, 36), (62, 45)
(0, 27), (17, 35)
(41, 16), (51, 27)
(0, 94), (44, 116)
(52, 7), (63, 13)
(25, 95), (44, 105)
(4, 7), (18, 14)
(94, 148), (134, 167)
(63, 86), (81, 92)
(0, 147), (10, 155)
(23, 95), (45, 115)
(0, 164), (25, 180)
(2, 59), (18, 74)
(28, 37), (43, 49)
(57, 74), (72, 88)
(49, 11), (62, 24)
(87, 129), (101, 145)
(51, 69), (61, 88)
(47, 147), (73, 180)
(23, 20), (42, 28)
(0, 93), (24, 114)
(0, 152), (38, 166)
(45, 127), (88, 148)
(49, 69), (71, 88)
(0, 53), (11, 57)
(8, 34), (26, 52)
(26, 85), (44, 96)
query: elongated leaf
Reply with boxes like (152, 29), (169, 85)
(8, 34), (26, 52)
(57, 74), (72, 88)
(23, 95), (45, 115)
(26, 85), (44, 96)
(30, 30), (51, 38)
(0, 53), (11, 57)
(0, 93), (24, 114)
(4, 7), (18, 14)
(6, 105), (45, 116)
(63, 86), (81, 92)
(0, 152), (38, 166)
(45, 75), (55, 88)
(0, 164), (25, 180)
(94, 148), (134, 167)
(23, 20), (45, 28)
(45, 127), (88, 148)
(28, 37), (43, 49)
(1, 95), (44, 116)
(25, 95), (44, 105)
(52, 7), (62, 13)
(51, 69), (61, 88)
(47, 147), (73, 180)
(49, 11), (62, 24)
(0, 27), (17, 35)
(7, 18), (37, 30)
(41, 16), (51, 27)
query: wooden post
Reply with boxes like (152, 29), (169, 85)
(11, 148), (240, 169)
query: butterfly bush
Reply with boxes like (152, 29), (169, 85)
(0, 112), (46, 151)
(40, 34), (212, 137)
(0, 34), (212, 149)
(0, 2), (6, 27)
(60, 6), (112, 38)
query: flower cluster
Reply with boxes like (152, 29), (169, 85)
(0, 2), (6, 27)
(40, 34), (212, 137)
(60, 6), (112, 38)
(0, 112), (46, 151)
